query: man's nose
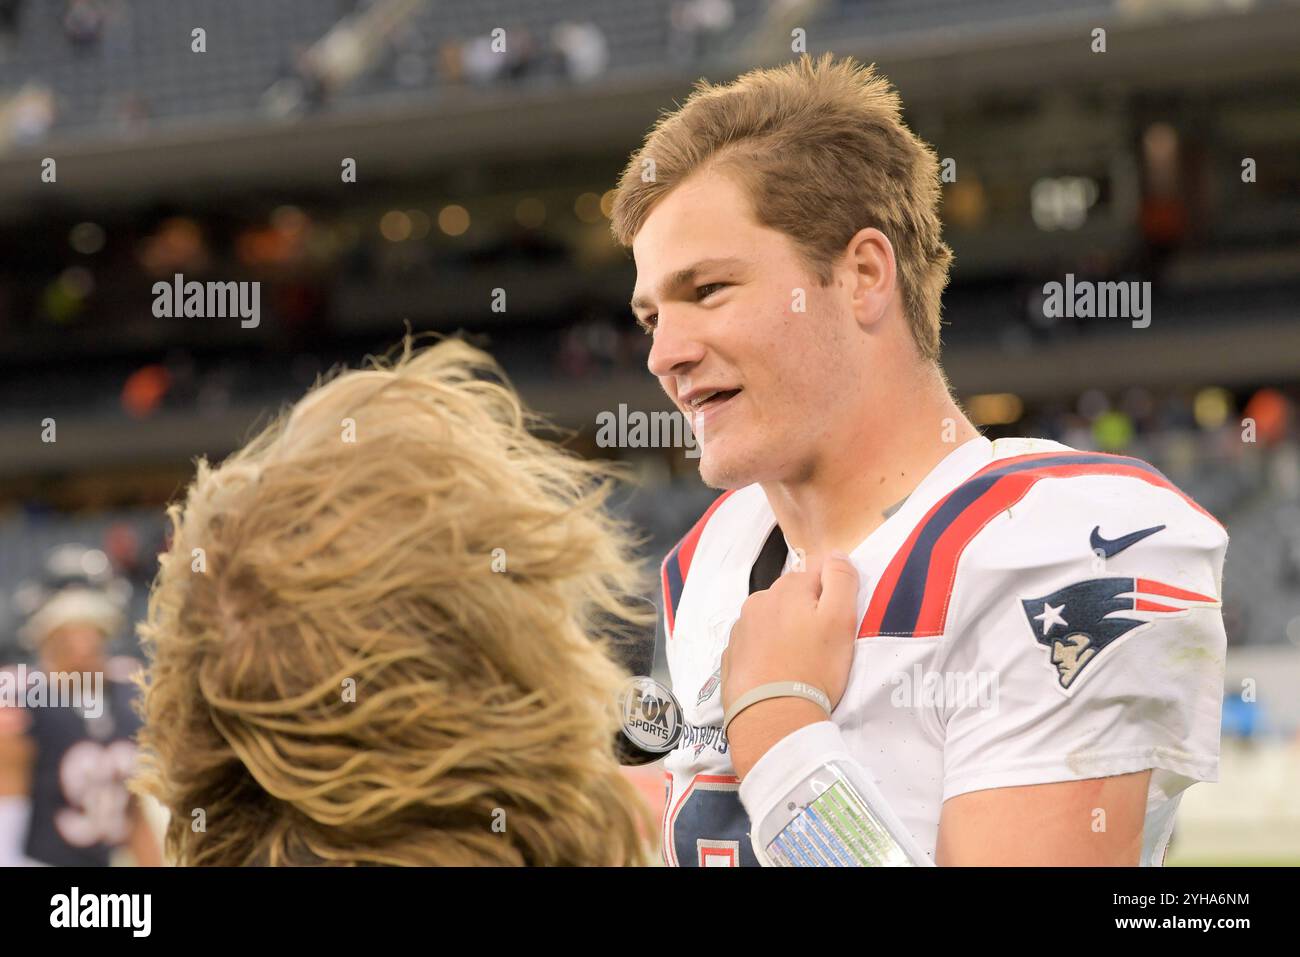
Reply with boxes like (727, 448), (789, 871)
(646, 311), (706, 379)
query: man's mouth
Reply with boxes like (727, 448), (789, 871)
(685, 388), (741, 414)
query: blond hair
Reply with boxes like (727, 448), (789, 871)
(132, 337), (655, 865)
(610, 52), (953, 361)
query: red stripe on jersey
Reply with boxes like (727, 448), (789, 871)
(677, 491), (736, 579)
(858, 513), (928, 636)
(911, 472), (1038, 636)
(663, 772), (740, 868)
(859, 469), (1036, 636)
(861, 454), (1220, 638)
(1136, 578), (1217, 604)
(660, 561), (673, 634)
(991, 454), (1224, 529)
(661, 489), (737, 637)
(1135, 599), (1183, 612)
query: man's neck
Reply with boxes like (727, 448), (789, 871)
(761, 369), (979, 561)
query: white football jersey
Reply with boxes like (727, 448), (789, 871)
(659, 436), (1228, 866)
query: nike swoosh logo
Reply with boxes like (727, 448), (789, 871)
(1089, 524), (1166, 558)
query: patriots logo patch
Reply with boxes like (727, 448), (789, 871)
(696, 667), (721, 707)
(1021, 577), (1218, 693)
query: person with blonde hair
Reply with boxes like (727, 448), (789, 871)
(133, 337), (655, 866)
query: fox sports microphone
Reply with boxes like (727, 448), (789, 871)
(604, 596), (683, 766)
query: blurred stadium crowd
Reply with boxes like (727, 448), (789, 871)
(0, 0), (1298, 864)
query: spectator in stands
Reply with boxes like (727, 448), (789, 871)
(0, 0), (22, 43)
(669, 0), (735, 61)
(62, 0), (104, 51)
(1137, 123), (1190, 280)
(1, 83), (56, 148)
(503, 26), (544, 84)
(437, 39), (466, 84)
(551, 21), (608, 83)
(460, 33), (508, 86)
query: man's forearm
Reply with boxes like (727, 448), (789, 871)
(727, 697), (826, 780)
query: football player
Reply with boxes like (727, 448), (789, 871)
(0, 546), (161, 866)
(610, 54), (1228, 866)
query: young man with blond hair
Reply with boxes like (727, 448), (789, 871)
(612, 53), (1227, 866)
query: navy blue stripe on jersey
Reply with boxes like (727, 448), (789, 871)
(660, 490), (737, 638)
(876, 453), (1169, 636)
(664, 543), (685, 627)
(877, 473), (992, 635)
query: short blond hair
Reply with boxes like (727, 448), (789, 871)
(133, 337), (655, 865)
(610, 52), (953, 361)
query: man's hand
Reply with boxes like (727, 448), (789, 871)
(722, 552), (859, 779)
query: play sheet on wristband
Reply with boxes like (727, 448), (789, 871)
(765, 779), (914, 867)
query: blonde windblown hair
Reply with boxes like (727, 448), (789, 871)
(132, 337), (656, 865)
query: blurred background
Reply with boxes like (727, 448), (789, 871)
(0, 0), (1297, 865)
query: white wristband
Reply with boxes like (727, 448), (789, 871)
(723, 681), (831, 738)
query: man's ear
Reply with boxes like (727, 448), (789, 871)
(843, 227), (897, 331)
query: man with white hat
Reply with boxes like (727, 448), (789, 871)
(0, 544), (161, 867)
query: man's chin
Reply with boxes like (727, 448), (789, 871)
(697, 446), (755, 490)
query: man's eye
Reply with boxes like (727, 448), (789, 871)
(634, 284), (726, 332)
